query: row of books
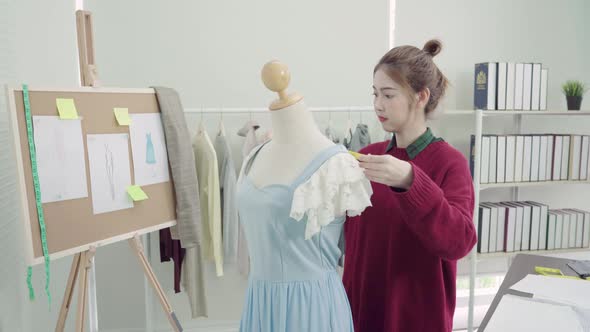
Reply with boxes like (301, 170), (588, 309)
(477, 201), (590, 254)
(469, 134), (590, 184)
(474, 62), (548, 110)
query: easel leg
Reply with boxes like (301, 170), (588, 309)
(56, 253), (82, 332)
(75, 251), (88, 332)
(129, 235), (183, 332)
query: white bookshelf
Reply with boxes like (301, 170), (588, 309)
(480, 180), (590, 190)
(476, 247), (590, 259)
(442, 110), (590, 116)
(466, 109), (590, 332)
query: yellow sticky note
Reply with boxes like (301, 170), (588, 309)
(114, 108), (131, 126)
(348, 150), (363, 160)
(56, 98), (79, 119)
(127, 185), (148, 201)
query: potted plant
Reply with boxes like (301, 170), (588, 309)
(562, 80), (586, 110)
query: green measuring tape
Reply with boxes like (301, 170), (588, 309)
(22, 84), (51, 307)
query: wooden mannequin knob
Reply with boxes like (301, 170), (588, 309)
(261, 60), (303, 110)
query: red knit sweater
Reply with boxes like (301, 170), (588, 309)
(343, 139), (476, 332)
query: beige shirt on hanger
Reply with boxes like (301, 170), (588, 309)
(193, 124), (224, 277)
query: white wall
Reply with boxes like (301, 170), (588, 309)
(85, 0), (389, 108)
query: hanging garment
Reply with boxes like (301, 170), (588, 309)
(236, 143), (372, 332)
(193, 125), (224, 277)
(182, 242), (208, 318)
(237, 120), (261, 157)
(350, 124), (371, 151)
(343, 123), (353, 149)
(153, 86), (207, 317)
(214, 127), (240, 265)
(159, 228), (185, 293)
(324, 125), (340, 144)
(152, 87), (202, 248)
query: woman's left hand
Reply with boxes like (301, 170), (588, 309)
(357, 154), (414, 189)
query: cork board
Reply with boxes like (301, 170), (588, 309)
(7, 86), (177, 265)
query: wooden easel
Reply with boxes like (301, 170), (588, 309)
(55, 11), (183, 332)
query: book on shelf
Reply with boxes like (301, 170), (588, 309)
(531, 63), (542, 110)
(474, 62), (497, 110)
(522, 63), (533, 110)
(497, 136), (506, 183)
(473, 134), (590, 185)
(505, 135), (516, 182)
(474, 62), (547, 111)
(478, 202), (590, 254)
(497, 62), (508, 110)
(561, 135), (570, 180)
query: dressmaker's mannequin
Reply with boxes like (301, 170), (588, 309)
(247, 60), (334, 188)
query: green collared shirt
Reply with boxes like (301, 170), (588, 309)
(386, 128), (443, 159)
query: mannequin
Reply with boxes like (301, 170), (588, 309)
(247, 60), (334, 188)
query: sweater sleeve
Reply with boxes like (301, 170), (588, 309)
(393, 159), (477, 261)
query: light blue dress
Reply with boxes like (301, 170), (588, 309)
(236, 143), (354, 332)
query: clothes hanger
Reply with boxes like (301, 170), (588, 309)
(218, 109), (226, 136)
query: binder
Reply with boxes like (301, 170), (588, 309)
(561, 135), (570, 180)
(482, 203), (498, 252)
(506, 63), (516, 110)
(523, 135), (533, 182)
(531, 135), (541, 181)
(569, 135), (582, 180)
(497, 62), (508, 110)
(514, 63), (525, 110)
(531, 63), (542, 110)
(546, 135), (554, 180)
(515, 136), (525, 182)
(562, 211), (571, 248)
(489, 136), (498, 183)
(547, 212), (557, 250)
(554, 211), (564, 249)
(481, 136), (490, 184)
(505, 135), (516, 182)
(528, 202), (541, 250)
(497, 136), (506, 183)
(478, 205), (491, 253)
(581, 136), (590, 180)
(528, 202), (548, 250)
(568, 211), (577, 248)
(499, 203), (517, 252)
(539, 135), (548, 181)
(553, 136), (563, 180)
(515, 202), (532, 250)
(522, 63), (533, 110)
(540, 69), (548, 110)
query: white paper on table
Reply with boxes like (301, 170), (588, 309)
(129, 113), (170, 186)
(486, 294), (583, 332)
(87, 134), (134, 214)
(32, 116), (88, 203)
(510, 274), (590, 309)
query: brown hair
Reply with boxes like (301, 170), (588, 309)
(374, 39), (449, 114)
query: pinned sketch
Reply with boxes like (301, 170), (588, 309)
(32, 116), (88, 203)
(129, 113), (170, 186)
(87, 134), (134, 214)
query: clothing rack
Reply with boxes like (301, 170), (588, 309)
(184, 106), (374, 114)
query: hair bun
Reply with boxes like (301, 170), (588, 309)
(423, 39), (442, 57)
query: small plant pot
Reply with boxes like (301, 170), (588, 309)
(566, 96), (583, 111)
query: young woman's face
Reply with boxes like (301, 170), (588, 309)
(372, 68), (416, 133)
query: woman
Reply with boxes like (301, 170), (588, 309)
(343, 39), (477, 332)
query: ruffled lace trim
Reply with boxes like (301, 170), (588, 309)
(290, 153), (373, 239)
